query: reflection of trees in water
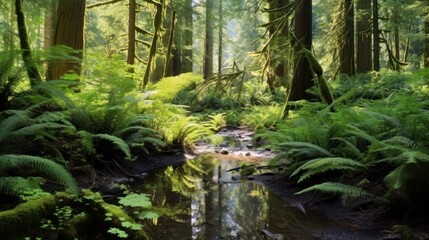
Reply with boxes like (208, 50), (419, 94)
(218, 182), (269, 239)
(140, 155), (273, 239)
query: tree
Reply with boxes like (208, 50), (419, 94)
(425, 9), (429, 67)
(356, 0), (372, 73)
(127, 0), (136, 67)
(47, 0), (85, 80)
(337, 0), (355, 75)
(15, 0), (42, 86)
(218, 0), (223, 77)
(372, 0), (380, 71)
(265, 0), (291, 93)
(182, 0), (193, 72)
(289, 0), (313, 101)
(203, 0), (214, 79)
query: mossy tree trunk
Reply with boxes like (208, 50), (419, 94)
(47, 0), (85, 80)
(356, 0), (372, 73)
(289, 0), (313, 101)
(15, 0), (42, 87)
(182, 0), (193, 73)
(267, 0), (290, 94)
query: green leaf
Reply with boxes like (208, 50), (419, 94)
(118, 193), (152, 208)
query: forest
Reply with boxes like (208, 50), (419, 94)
(1, 0), (429, 239)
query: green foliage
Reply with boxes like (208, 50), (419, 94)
(147, 73), (203, 103)
(261, 70), (429, 208)
(291, 157), (366, 183)
(118, 193), (152, 208)
(0, 154), (78, 194)
(295, 182), (372, 199)
(0, 51), (23, 111)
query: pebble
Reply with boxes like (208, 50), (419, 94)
(220, 149), (229, 155)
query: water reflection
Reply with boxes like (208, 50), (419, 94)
(135, 155), (312, 239)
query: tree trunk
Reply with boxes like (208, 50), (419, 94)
(372, 0), (380, 71)
(15, 0), (42, 86)
(339, 0), (355, 75)
(43, 0), (55, 50)
(267, 0), (289, 93)
(424, 15), (429, 68)
(127, 0), (136, 69)
(218, 0), (223, 77)
(164, 11), (177, 77)
(289, 0), (313, 101)
(182, 0), (193, 73)
(47, 0), (85, 80)
(356, 0), (372, 73)
(141, 2), (163, 89)
(203, 0), (214, 79)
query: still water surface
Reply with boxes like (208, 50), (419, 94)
(132, 155), (331, 240)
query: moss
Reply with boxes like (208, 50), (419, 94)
(300, 48), (324, 77)
(0, 194), (56, 239)
(317, 75), (335, 106)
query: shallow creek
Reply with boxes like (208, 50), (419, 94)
(129, 129), (383, 239)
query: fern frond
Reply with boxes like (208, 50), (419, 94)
(295, 182), (372, 198)
(346, 124), (380, 143)
(9, 123), (75, 139)
(0, 176), (27, 196)
(33, 111), (72, 126)
(0, 155), (77, 193)
(114, 126), (156, 137)
(291, 157), (366, 182)
(278, 141), (333, 158)
(384, 164), (414, 190)
(0, 110), (30, 141)
(93, 134), (133, 160)
(381, 136), (419, 150)
(331, 137), (364, 159)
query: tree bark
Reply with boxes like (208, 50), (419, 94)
(356, 0), (372, 73)
(141, 2), (163, 89)
(15, 0), (42, 86)
(43, 0), (55, 49)
(181, 0), (193, 73)
(127, 0), (136, 69)
(218, 0), (223, 77)
(339, 0), (355, 75)
(372, 0), (380, 71)
(47, 0), (85, 80)
(164, 11), (177, 77)
(203, 0), (214, 79)
(424, 15), (429, 68)
(289, 0), (313, 101)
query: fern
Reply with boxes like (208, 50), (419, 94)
(93, 134), (133, 160)
(291, 157), (366, 183)
(295, 182), (372, 198)
(0, 176), (28, 196)
(278, 141), (333, 158)
(0, 154), (77, 193)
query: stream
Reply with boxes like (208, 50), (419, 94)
(128, 129), (385, 240)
